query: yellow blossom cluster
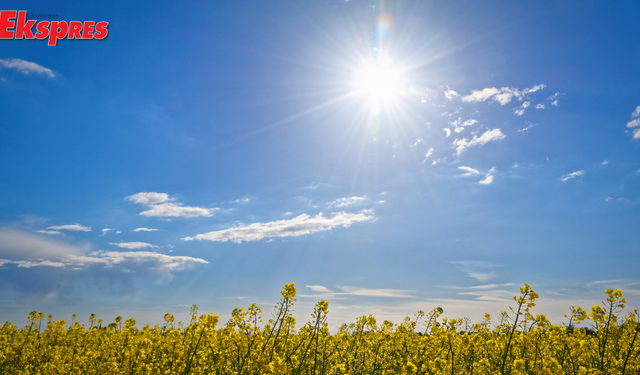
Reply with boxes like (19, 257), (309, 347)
(1, 283), (638, 374)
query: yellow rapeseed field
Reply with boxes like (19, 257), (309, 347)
(1, 283), (638, 374)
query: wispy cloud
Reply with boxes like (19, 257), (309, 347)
(0, 58), (55, 78)
(127, 192), (173, 205)
(304, 182), (331, 190)
(478, 168), (496, 185)
(127, 192), (215, 218)
(514, 101), (531, 116)
(182, 211), (374, 244)
(561, 170), (585, 182)
(546, 92), (564, 106)
(306, 285), (334, 293)
(139, 203), (215, 218)
(0, 229), (208, 284)
(450, 118), (478, 133)
(336, 285), (414, 298)
(626, 119), (640, 128)
(444, 128), (451, 137)
(423, 148), (434, 162)
(233, 197), (250, 204)
(443, 86), (459, 100)
(35, 230), (61, 235)
(300, 285), (414, 298)
(452, 128), (506, 155)
(110, 242), (157, 249)
(328, 196), (365, 208)
(411, 138), (423, 147)
(451, 261), (500, 283)
(518, 121), (536, 134)
(458, 166), (480, 176)
(462, 84), (546, 105)
(478, 175), (494, 185)
(133, 228), (158, 232)
(626, 106), (640, 140)
(458, 288), (513, 302)
(46, 224), (92, 232)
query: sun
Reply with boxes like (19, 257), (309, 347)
(352, 62), (405, 114)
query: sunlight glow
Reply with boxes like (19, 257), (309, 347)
(352, 62), (405, 113)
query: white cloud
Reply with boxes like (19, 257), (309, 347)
(127, 192), (216, 218)
(463, 119), (477, 127)
(561, 170), (585, 182)
(126, 192), (173, 205)
(328, 196), (366, 208)
(443, 86), (459, 100)
(633, 106), (640, 118)
(0, 229), (207, 280)
(0, 58), (55, 78)
(478, 167), (496, 185)
(46, 224), (92, 232)
(634, 129), (640, 140)
(462, 85), (546, 106)
(444, 128), (451, 137)
(110, 242), (157, 249)
(423, 148), (434, 162)
(462, 87), (500, 103)
(450, 118), (477, 133)
(182, 211), (374, 244)
(283, 212), (293, 216)
(458, 166), (480, 176)
(451, 261), (500, 283)
(518, 121), (536, 134)
(336, 285), (414, 298)
(304, 182), (331, 190)
(627, 118), (640, 128)
(478, 175), (494, 185)
(132, 228), (158, 232)
(139, 203), (215, 218)
(35, 230), (61, 235)
(101, 228), (114, 236)
(546, 92), (564, 107)
(452, 128), (506, 155)
(300, 285), (414, 298)
(411, 138), (423, 147)
(605, 197), (613, 202)
(535, 104), (545, 109)
(306, 285), (334, 293)
(233, 197), (250, 204)
(514, 101), (531, 116)
(601, 160), (609, 166)
(458, 288), (512, 302)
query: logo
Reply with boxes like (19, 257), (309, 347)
(0, 10), (108, 46)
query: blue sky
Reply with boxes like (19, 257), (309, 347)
(1, 0), (639, 328)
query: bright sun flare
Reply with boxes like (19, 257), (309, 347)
(353, 63), (404, 114)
